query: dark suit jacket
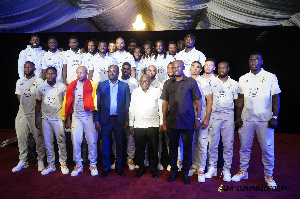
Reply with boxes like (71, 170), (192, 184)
(94, 80), (130, 125)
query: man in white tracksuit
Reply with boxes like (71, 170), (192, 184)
(13, 61), (45, 172)
(188, 61), (212, 182)
(35, 66), (69, 175)
(205, 61), (238, 182)
(232, 52), (281, 189)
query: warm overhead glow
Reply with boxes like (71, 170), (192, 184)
(132, 14), (146, 31)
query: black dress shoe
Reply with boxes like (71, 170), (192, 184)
(100, 169), (111, 178)
(135, 169), (145, 178)
(115, 168), (125, 176)
(151, 170), (159, 179)
(167, 171), (178, 182)
(182, 174), (191, 184)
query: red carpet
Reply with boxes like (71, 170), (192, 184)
(0, 131), (299, 199)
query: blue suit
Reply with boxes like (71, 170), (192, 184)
(94, 80), (130, 169)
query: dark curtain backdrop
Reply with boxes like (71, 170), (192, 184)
(1, 27), (299, 133)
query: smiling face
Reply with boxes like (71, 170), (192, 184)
(133, 47), (142, 60)
(30, 36), (40, 48)
(108, 42), (116, 53)
(98, 42), (107, 53)
(144, 43), (152, 55)
(167, 63), (174, 77)
(156, 42), (163, 54)
(140, 74), (151, 92)
(116, 38), (125, 51)
(87, 41), (96, 54)
(128, 42), (136, 54)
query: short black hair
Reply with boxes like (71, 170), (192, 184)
(168, 41), (177, 45)
(99, 40), (108, 46)
(219, 61), (229, 68)
(205, 58), (217, 66)
(85, 39), (98, 52)
(48, 36), (58, 42)
(250, 52), (263, 59)
(122, 62), (131, 68)
(128, 39), (137, 44)
(68, 36), (78, 42)
(192, 61), (202, 67)
(31, 34), (40, 39)
(177, 40), (184, 45)
(46, 66), (57, 74)
(108, 40), (115, 44)
(25, 61), (35, 66)
(184, 34), (196, 41)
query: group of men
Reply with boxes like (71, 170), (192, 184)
(13, 33), (280, 189)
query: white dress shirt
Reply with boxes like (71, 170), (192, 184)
(129, 87), (163, 128)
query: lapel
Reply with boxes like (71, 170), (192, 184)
(104, 80), (110, 108)
(117, 80), (122, 110)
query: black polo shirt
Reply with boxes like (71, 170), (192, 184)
(161, 75), (201, 130)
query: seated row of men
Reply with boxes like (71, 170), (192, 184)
(13, 51), (280, 189)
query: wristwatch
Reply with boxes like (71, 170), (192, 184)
(196, 118), (201, 121)
(272, 116), (278, 120)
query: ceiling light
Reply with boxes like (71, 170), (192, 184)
(132, 14), (146, 31)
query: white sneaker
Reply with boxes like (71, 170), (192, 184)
(135, 165), (139, 169)
(111, 161), (116, 169)
(198, 168), (205, 183)
(177, 161), (182, 171)
(222, 170), (232, 182)
(167, 165), (171, 171)
(60, 164), (69, 174)
(232, 170), (248, 182)
(12, 161), (29, 172)
(265, 175), (277, 189)
(188, 166), (197, 176)
(205, 167), (217, 178)
(38, 161), (45, 172)
(90, 165), (98, 176)
(71, 166), (83, 176)
(41, 165), (56, 175)
(128, 159), (136, 170)
(157, 162), (164, 170)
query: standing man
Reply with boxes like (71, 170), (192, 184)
(82, 39), (98, 71)
(205, 61), (238, 182)
(62, 36), (85, 85)
(177, 40), (185, 52)
(35, 67), (69, 175)
(188, 61), (212, 183)
(13, 61), (45, 172)
(61, 66), (98, 176)
(203, 58), (218, 82)
(107, 40), (116, 56)
(232, 52), (280, 189)
(147, 65), (161, 89)
(94, 65), (130, 178)
(88, 40), (117, 84)
(119, 62), (139, 170)
(41, 36), (64, 83)
(112, 37), (135, 76)
(161, 60), (202, 184)
(129, 74), (163, 179)
(18, 34), (46, 78)
(133, 47), (147, 80)
(175, 34), (206, 77)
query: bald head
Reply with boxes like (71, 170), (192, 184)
(116, 37), (125, 51)
(147, 65), (157, 80)
(76, 66), (88, 82)
(108, 65), (119, 82)
(173, 60), (185, 77)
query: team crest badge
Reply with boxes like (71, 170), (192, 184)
(261, 77), (266, 83)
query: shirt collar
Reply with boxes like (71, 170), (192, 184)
(171, 75), (187, 82)
(109, 79), (119, 85)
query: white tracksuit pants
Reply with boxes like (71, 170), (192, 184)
(71, 114), (97, 167)
(238, 121), (274, 176)
(42, 119), (67, 166)
(192, 126), (209, 170)
(15, 113), (45, 163)
(207, 117), (234, 171)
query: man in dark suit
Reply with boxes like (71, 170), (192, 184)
(94, 65), (130, 178)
